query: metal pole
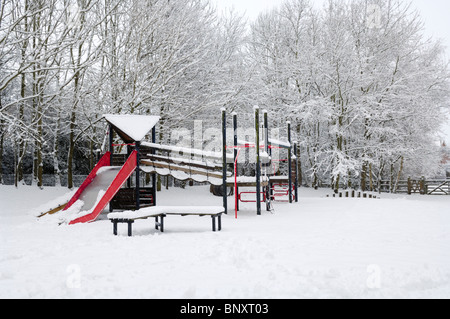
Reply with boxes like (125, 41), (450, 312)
(287, 121), (293, 204)
(263, 110), (270, 211)
(294, 141), (299, 203)
(263, 110), (269, 158)
(109, 125), (114, 213)
(255, 106), (261, 215)
(135, 141), (141, 211)
(222, 108), (228, 214)
(152, 126), (157, 206)
(233, 112), (239, 212)
(127, 144), (132, 188)
(109, 125), (114, 154)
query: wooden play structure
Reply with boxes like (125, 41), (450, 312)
(41, 108), (299, 234)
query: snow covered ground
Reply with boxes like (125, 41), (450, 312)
(1, 185), (449, 299)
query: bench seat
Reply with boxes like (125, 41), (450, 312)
(108, 206), (224, 236)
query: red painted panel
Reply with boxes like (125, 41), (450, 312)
(69, 151), (137, 225)
(63, 152), (111, 211)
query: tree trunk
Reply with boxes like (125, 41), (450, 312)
(394, 157), (404, 193)
(35, 81), (44, 188)
(377, 161), (385, 194)
(67, 110), (76, 189)
(0, 117), (3, 184)
(334, 173), (341, 193)
(157, 175), (162, 192)
(296, 123), (303, 186)
(16, 0), (29, 186)
(90, 139), (95, 171)
(17, 74), (25, 185)
(361, 162), (367, 191)
(312, 167), (318, 189)
(390, 163), (395, 193)
(67, 0), (88, 189)
(15, 141), (27, 188)
(36, 113), (43, 188)
(53, 113), (61, 186)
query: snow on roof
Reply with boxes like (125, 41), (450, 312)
(104, 114), (160, 142)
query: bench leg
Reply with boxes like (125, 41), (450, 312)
(212, 215), (216, 232)
(127, 221), (134, 237)
(218, 214), (222, 231)
(113, 221), (118, 236)
(160, 215), (165, 233)
(155, 215), (165, 233)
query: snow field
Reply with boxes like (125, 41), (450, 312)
(0, 185), (449, 299)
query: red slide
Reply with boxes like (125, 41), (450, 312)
(64, 152), (112, 211)
(69, 151), (138, 225)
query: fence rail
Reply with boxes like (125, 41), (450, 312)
(379, 178), (450, 195)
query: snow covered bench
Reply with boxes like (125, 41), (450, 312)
(108, 206), (224, 236)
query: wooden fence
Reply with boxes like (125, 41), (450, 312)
(379, 178), (450, 195)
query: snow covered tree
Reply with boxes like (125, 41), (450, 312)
(1, 0), (447, 190)
(248, 0), (450, 190)
(0, 0), (248, 187)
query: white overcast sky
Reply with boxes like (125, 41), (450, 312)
(214, 0), (450, 54)
(214, 0), (450, 142)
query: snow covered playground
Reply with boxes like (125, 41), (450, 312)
(1, 112), (450, 299)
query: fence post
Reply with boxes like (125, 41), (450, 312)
(420, 176), (426, 195)
(407, 177), (412, 195)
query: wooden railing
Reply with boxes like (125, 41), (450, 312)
(379, 178), (450, 195)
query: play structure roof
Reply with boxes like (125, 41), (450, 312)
(104, 114), (160, 143)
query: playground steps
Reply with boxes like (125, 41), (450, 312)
(110, 188), (155, 211)
(111, 154), (128, 166)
